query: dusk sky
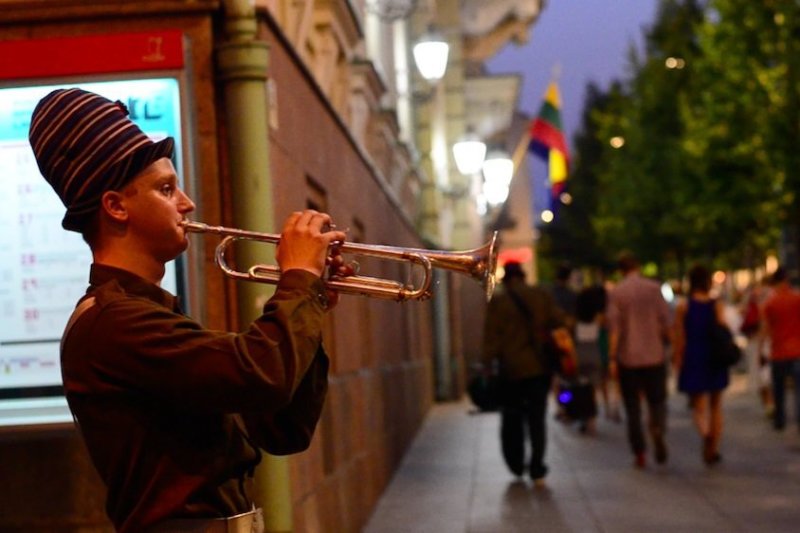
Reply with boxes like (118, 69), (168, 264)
(486, 0), (661, 218)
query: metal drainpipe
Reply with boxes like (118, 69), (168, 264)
(217, 1), (292, 531)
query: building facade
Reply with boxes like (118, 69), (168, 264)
(0, 1), (543, 530)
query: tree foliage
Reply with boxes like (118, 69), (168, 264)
(545, 0), (800, 277)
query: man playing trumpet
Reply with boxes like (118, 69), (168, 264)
(29, 88), (346, 533)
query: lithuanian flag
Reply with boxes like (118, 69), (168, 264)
(529, 82), (569, 208)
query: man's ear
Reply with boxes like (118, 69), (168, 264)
(99, 190), (128, 223)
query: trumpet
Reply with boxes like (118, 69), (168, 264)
(181, 220), (498, 302)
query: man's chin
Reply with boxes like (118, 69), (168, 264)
(176, 241), (190, 257)
(161, 241), (189, 263)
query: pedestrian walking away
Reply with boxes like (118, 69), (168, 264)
(673, 264), (730, 465)
(759, 266), (800, 432)
(740, 280), (774, 417)
(571, 284), (606, 434)
(482, 261), (571, 487)
(607, 252), (672, 469)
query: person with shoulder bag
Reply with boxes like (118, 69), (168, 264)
(482, 262), (570, 487)
(673, 265), (732, 466)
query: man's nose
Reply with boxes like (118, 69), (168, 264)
(178, 188), (196, 213)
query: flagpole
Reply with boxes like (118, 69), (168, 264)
(507, 66), (564, 283)
(510, 129), (531, 181)
(506, 116), (541, 284)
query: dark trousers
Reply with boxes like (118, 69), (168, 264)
(618, 363), (667, 455)
(500, 375), (551, 478)
(771, 358), (800, 429)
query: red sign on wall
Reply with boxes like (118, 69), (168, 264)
(0, 30), (184, 81)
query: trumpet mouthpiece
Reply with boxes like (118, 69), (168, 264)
(179, 220), (208, 233)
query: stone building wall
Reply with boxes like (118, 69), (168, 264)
(0, 2), (434, 531)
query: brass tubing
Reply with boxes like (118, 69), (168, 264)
(182, 220), (498, 302)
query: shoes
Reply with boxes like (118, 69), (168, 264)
(579, 418), (597, 435)
(506, 460), (524, 477)
(634, 452), (646, 469)
(702, 435), (722, 466)
(702, 435), (713, 463)
(532, 477), (547, 489)
(653, 434), (668, 465)
(530, 464), (548, 483)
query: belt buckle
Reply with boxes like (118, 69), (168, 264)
(225, 508), (263, 533)
(147, 508), (264, 533)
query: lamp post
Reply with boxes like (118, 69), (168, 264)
(365, 0), (418, 21)
(413, 23), (452, 244)
(411, 16), (455, 403)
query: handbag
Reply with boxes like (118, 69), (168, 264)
(709, 316), (742, 369)
(467, 372), (503, 412)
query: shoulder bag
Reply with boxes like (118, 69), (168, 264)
(708, 301), (742, 369)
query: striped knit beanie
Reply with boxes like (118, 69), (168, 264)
(28, 88), (174, 232)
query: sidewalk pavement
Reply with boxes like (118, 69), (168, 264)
(363, 374), (800, 532)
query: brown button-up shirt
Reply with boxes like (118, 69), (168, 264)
(61, 264), (329, 532)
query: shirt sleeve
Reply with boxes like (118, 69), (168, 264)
(241, 348), (329, 455)
(71, 270), (328, 414)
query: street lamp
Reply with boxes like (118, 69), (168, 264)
(413, 27), (449, 83)
(482, 151), (514, 207)
(452, 132), (487, 175)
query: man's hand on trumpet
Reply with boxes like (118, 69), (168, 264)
(277, 210), (357, 308)
(326, 242), (357, 279)
(325, 243), (358, 308)
(277, 210), (347, 278)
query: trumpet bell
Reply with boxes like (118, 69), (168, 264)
(423, 231), (498, 301)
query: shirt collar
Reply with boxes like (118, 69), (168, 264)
(89, 263), (180, 311)
(623, 270), (641, 280)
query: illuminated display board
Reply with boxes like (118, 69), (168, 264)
(0, 78), (185, 428)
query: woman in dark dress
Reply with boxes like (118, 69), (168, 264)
(673, 265), (730, 465)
